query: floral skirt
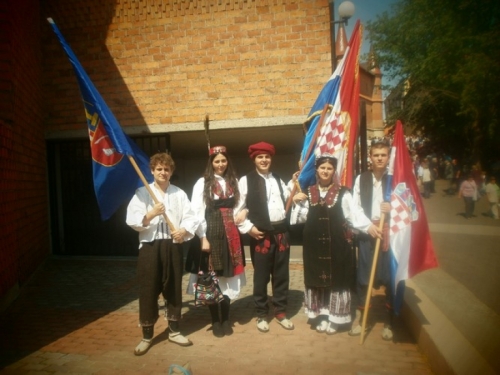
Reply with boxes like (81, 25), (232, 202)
(304, 287), (351, 324)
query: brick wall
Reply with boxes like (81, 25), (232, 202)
(42, 0), (332, 132)
(0, 0), (50, 305)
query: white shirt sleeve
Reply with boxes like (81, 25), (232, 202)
(280, 178), (291, 201)
(126, 186), (156, 233)
(351, 176), (373, 233)
(191, 178), (207, 238)
(342, 189), (373, 232)
(235, 176), (253, 234)
(173, 187), (199, 243)
(290, 198), (308, 225)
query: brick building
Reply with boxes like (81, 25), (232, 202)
(0, 0), (383, 308)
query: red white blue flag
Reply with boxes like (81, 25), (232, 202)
(387, 120), (438, 313)
(298, 20), (362, 190)
(48, 18), (152, 220)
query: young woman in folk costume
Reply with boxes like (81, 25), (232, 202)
(186, 145), (246, 337)
(292, 154), (372, 334)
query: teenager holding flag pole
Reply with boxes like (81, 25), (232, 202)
(351, 139), (392, 341)
(358, 122), (438, 344)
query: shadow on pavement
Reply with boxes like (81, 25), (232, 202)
(0, 258), (139, 369)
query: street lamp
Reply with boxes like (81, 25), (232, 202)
(329, 0), (355, 72)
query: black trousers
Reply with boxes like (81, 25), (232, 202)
(463, 197), (475, 218)
(137, 239), (183, 326)
(250, 233), (290, 319)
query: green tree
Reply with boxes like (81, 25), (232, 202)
(367, 0), (500, 168)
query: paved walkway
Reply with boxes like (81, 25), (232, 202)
(0, 258), (431, 374)
(8, 179), (498, 375)
(407, 180), (500, 374)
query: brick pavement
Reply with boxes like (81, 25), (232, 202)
(0, 259), (432, 375)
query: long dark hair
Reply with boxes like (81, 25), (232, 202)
(203, 151), (240, 207)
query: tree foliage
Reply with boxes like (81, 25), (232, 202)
(367, 0), (500, 168)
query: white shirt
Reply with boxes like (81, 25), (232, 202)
(290, 189), (373, 232)
(485, 183), (499, 203)
(422, 168), (431, 182)
(126, 183), (199, 246)
(235, 172), (291, 234)
(352, 173), (385, 230)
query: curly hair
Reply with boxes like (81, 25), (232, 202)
(149, 153), (175, 171)
(202, 151), (240, 207)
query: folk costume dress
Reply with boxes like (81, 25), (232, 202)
(186, 175), (246, 299)
(301, 184), (369, 325)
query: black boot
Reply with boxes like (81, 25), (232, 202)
(220, 295), (233, 336)
(209, 304), (224, 337)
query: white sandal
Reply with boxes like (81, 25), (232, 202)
(134, 338), (152, 356)
(316, 320), (328, 333)
(276, 317), (294, 330)
(382, 324), (393, 341)
(168, 331), (193, 347)
(326, 322), (338, 335)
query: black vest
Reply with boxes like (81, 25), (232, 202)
(359, 171), (387, 219)
(246, 170), (286, 232)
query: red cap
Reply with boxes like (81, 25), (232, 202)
(248, 142), (275, 159)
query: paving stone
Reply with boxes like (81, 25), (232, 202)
(0, 257), (432, 375)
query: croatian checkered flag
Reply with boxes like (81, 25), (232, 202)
(386, 121), (438, 314)
(297, 21), (361, 191)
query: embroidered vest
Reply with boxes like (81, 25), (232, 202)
(246, 170), (286, 232)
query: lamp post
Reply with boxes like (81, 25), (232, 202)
(328, 0), (355, 72)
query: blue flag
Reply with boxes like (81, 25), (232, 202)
(48, 18), (153, 220)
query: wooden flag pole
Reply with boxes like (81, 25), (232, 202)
(360, 213), (386, 345)
(127, 155), (176, 233)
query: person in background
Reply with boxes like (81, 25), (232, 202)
(484, 176), (499, 220)
(458, 175), (478, 219)
(420, 160), (432, 199)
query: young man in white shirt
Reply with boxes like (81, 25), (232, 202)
(126, 153), (199, 355)
(350, 139), (394, 340)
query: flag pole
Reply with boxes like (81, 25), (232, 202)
(127, 155), (176, 232)
(360, 214), (386, 345)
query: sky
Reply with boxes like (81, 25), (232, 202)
(339, 0), (399, 92)
(341, 0), (398, 53)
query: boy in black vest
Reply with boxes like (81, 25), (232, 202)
(235, 142), (294, 333)
(350, 139), (394, 340)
